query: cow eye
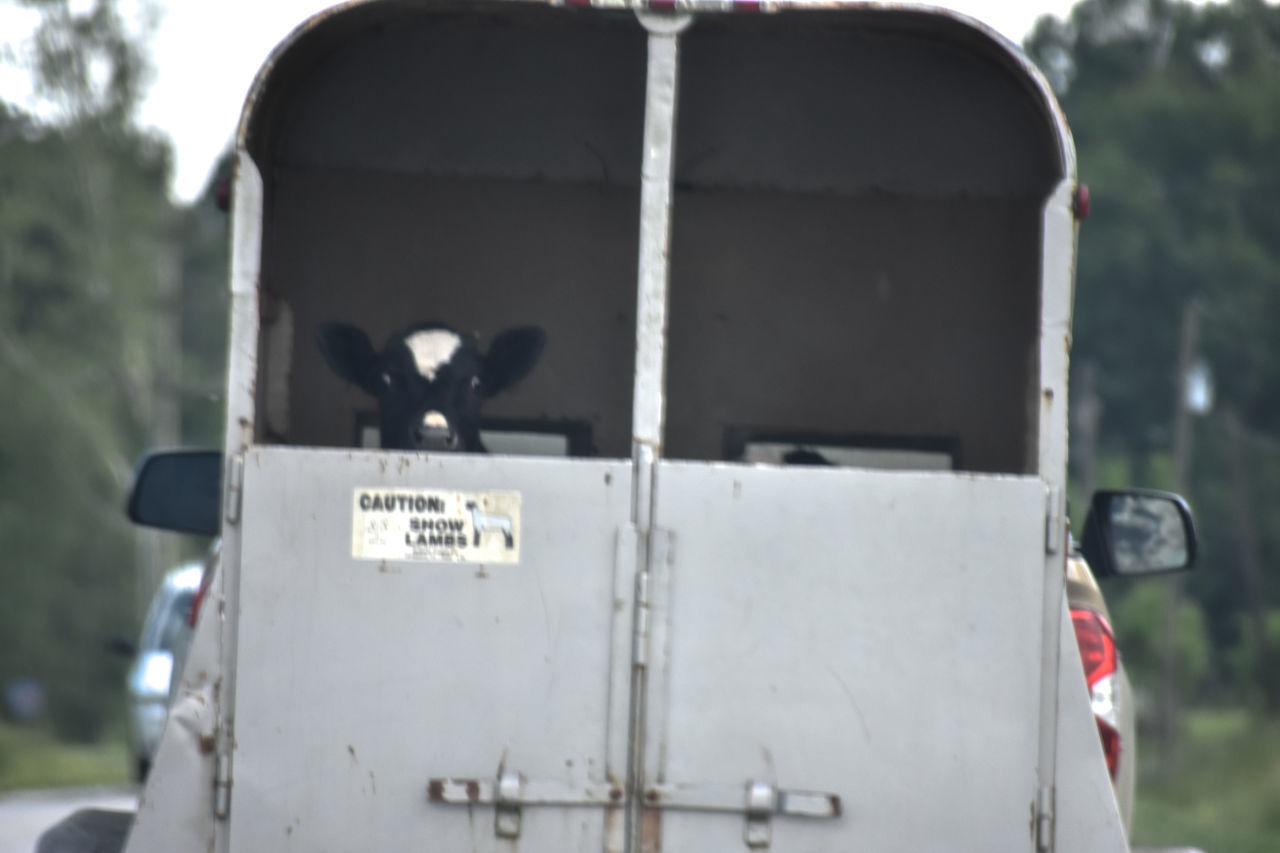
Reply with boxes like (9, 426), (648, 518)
(470, 376), (481, 393)
(381, 373), (392, 387)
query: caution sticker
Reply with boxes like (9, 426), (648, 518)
(351, 488), (521, 563)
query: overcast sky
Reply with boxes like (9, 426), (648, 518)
(1, 1), (1095, 202)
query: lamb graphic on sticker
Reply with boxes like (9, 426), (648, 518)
(466, 501), (515, 549)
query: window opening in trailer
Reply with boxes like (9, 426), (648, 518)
(657, 12), (1060, 476)
(726, 429), (958, 472)
(354, 413), (594, 458)
(244, 3), (647, 460)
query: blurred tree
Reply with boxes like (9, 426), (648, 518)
(1029, 0), (1280, 449)
(1029, 0), (1280, 709)
(176, 149), (232, 447)
(1225, 610), (1280, 708)
(20, 0), (158, 126)
(1111, 580), (1212, 705)
(0, 0), (182, 742)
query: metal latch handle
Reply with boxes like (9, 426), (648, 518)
(645, 780), (842, 848)
(428, 772), (841, 847)
(428, 771), (622, 839)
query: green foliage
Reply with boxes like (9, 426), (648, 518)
(1033, 0), (1280, 710)
(1031, 0), (1280, 444)
(0, 0), (228, 745)
(16, 0), (159, 128)
(0, 109), (167, 742)
(0, 721), (128, 791)
(1225, 610), (1280, 707)
(176, 151), (232, 446)
(1131, 708), (1280, 853)
(1109, 580), (1211, 699)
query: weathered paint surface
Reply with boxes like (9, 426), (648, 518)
(648, 463), (1048, 850)
(229, 451), (631, 851)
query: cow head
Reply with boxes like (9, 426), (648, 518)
(316, 321), (546, 452)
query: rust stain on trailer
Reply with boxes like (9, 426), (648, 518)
(604, 805), (624, 853)
(604, 770), (627, 853)
(425, 779), (484, 803)
(827, 794), (844, 818)
(639, 806), (663, 853)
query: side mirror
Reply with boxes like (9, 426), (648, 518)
(1080, 489), (1197, 579)
(126, 449), (223, 537)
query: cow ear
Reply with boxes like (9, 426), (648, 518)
(316, 322), (382, 396)
(481, 326), (546, 396)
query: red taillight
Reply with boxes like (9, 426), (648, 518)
(187, 568), (213, 628)
(1070, 608), (1117, 686)
(1072, 607), (1122, 781)
(1097, 718), (1121, 779)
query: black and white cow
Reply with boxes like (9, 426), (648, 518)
(316, 321), (545, 452)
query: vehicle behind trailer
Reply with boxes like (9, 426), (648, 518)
(121, 561), (202, 781)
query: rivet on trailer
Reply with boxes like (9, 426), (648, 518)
(38, 1), (1200, 852)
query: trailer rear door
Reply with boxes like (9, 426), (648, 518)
(231, 450), (633, 851)
(645, 463), (1047, 849)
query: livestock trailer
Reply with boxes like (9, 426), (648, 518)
(95, 1), (1188, 851)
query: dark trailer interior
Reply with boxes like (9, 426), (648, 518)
(240, 0), (1065, 474)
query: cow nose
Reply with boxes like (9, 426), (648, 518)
(415, 411), (457, 450)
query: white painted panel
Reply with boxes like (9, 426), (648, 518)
(230, 449), (631, 852)
(650, 462), (1048, 851)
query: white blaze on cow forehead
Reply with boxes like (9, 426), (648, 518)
(404, 330), (462, 381)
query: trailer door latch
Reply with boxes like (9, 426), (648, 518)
(429, 770), (841, 848)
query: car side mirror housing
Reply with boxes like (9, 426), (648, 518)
(126, 449), (223, 537)
(1080, 489), (1197, 579)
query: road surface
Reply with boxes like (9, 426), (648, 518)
(0, 787), (137, 853)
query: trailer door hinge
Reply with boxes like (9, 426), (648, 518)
(214, 750), (233, 820)
(632, 566), (651, 667)
(1045, 487), (1065, 554)
(1035, 784), (1054, 852)
(225, 452), (245, 526)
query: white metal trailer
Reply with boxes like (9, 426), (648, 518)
(61, 2), (1196, 851)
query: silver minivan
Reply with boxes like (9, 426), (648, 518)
(124, 560), (203, 780)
